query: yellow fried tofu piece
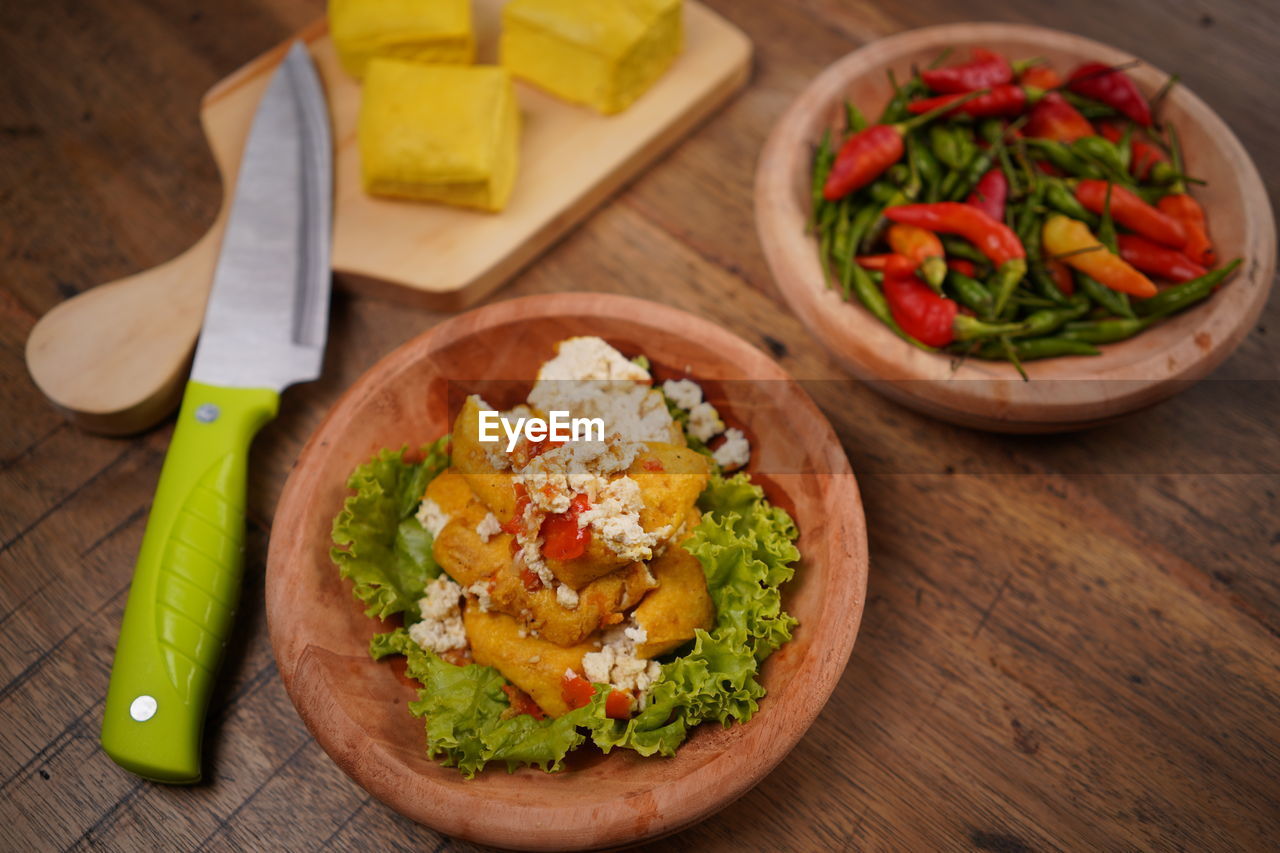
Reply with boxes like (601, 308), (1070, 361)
(450, 396), (518, 521)
(422, 467), (475, 517)
(487, 560), (657, 647)
(500, 0), (683, 114)
(432, 496), (512, 588)
(329, 0), (474, 79)
(464, 606), (595, 717)
(633, 509), (714, 658)
(358, 61), (520, 212)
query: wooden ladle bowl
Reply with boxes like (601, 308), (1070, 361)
(755, 23), (1275, 432)
(265, 293), (868, 849)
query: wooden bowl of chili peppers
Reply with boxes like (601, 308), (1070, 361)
(755, 23), (1275, 432)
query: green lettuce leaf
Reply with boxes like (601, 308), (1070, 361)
(371, 628), (611, 778)
(331, 439), (449, 621)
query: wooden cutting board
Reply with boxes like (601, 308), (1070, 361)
(25, 2), (751, 435)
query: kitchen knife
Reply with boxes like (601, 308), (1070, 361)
(100, 41), (332, 784)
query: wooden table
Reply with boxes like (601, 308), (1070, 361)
(2, 0), (1277, 849)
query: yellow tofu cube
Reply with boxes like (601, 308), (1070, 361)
(358, 61), (521, 212)
(500, 0), (683, 115)
(329, 0), (474, 79)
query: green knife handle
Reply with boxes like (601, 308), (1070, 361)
(101, 380), (278, 783)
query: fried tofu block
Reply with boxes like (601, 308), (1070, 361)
(633, 510), (714, 658)
(432, 496), (511, 588)
(329, 0), (474, 79)
(450, 396), (517, 522)
(488, 560), (656, 647)
(422, 468), (476, 517)
(463, 606), (595, 717)
(358, 62), (520, 212)
(500, 0), (682, 115)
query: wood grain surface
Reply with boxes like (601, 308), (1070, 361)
(2, 0), (1277, 851)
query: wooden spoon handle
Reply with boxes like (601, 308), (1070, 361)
(24, 215), (225, 435)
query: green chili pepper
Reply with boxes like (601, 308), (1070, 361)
(1060, 316), (1157, 344)
(1014, 295), (1090, 338)
(868, 180), (901, 204)
(1025, 139), (1103, 179)
(908, 135), (943, 201)
(1072, 137), (1129, 181)
(1134, 259), (1242, 317)
(1077, 272), (1135, 318)
(1044, 179), (1099, 227)
(1015, 181), (1046, 245)
(1096, 182), (1119, 254)
(1061, 91), (1119, 119)
(929, 125), (975, 171)
(844, 100), (868, 135)
(810, 130), (834, 223)
(886, 163), (911, 187)
(973, 337), (1101, 360)
(946, 270), (994, 316)
(940, 235), (988, 265)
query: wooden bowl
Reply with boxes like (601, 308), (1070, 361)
(266, 293), (867, 849)
(755, 23), (1276, 433)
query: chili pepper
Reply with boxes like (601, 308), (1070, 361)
(856, 253), (918, 276)
(887, 223), (948, 290)
(946, 269), (994, 315)
(1019, 63), (1062, 90)
(908, 135), (943, 201)
(1024, 138), (1104, 179)
(1047, 258), (1075, 296)
(1014, 294), (1090, 338)
(946, 137), (1006, 202)
(882, 272), (1022, 346)
(965, 168), (1008, 222)
(1061, 91), (1120, 120)
(907, 84), (1045, 119)
(940, 235), (989, 265)
(1060, 316), (1157, 344)
(1097, 122), (1168, 181)
(1117, 234), (1207, 282)
(1067, 62), (1152, 126)
(811, 130), (834, 222)
(1042, 178), (1098, 226)
(921, 47), (1013, 93)
(845, 100), (868, 135)
(1071, 137), (1129, 180)
(1042, 214), (1156, 298)
(1158, 125), (1216, 266)
(823, 92), (983, 200)
(1078, 272), (1135, 318)
(929, 124), (977, 171)
(973, 336), (1101, 360)
(946, 258), (978, 277)
(886, 163), (911, 187)
(878, 68), (926, 124)
(1026, 92), (1094, 142)
(868, 180), (902, 204)
(1134, 259), (1241, 317)
(1074, 179), (1186, 247)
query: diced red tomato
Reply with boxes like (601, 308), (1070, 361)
(642, 458), (664, 472)
(519, 566), (543, 591)
(560, 672), (633, 720)
(604, 690), (634, 719)
(501, 483), (530, 536)
(541, 493), (591, 561)
(501, 685), (546, 720)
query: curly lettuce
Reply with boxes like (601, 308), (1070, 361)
(330, 439), (449, 621)
(334, 447), (800, 777)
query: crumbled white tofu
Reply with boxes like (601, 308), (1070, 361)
(475, 512), (501, 543)
(415, 498), (451, 539)
(577, 477), (670, 562)
(713, 427), (751, 471)
(686, 401), (724, 443)
(407, 576), (467, 654)
(528, 337), (676, 444)
(580, 622), (662, 699)
(515, 436), (640, 514)
(662, 378), (702, 411)
(465, 579), (493, 612)
(555, 583), (580, 609)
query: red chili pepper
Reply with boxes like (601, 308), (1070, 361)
(823, 91), (989, 200)
(885, 202), (1025, 265)
(541, 493), (591, 561)
(1074, 180), (1186, 248)
(1019, 63), (1062, 90)
(1097, 123), (1167, 180)
(907, 84), (1043, 119)
(946, 258), (978, 277)
(856, 253), (918, 276)
(1117, 234), (1207, 282)
(1046, 259), (1075, 296)
(886, 223), (947, 290)
(966, 168), (1008, 223)
(882, 272), (1022, 347)
(501, 483), (530, 535)
(921, 47), (1013, 93)
(1025, 92), (1094, 142)
(1156, 194), (1216, 267)
(1067, 62), (1152, 126)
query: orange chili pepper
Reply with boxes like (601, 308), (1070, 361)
(1074, 180), (1186, 248)
(1042, 215), (1156, 298)
(856, 254), (918, 276)
(887, 223), (947, 290)
(1019, 63), (1062, 90)
(1157, 194), (1216, 267)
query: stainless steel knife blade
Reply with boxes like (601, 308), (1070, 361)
(191, 41), (333, 391)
